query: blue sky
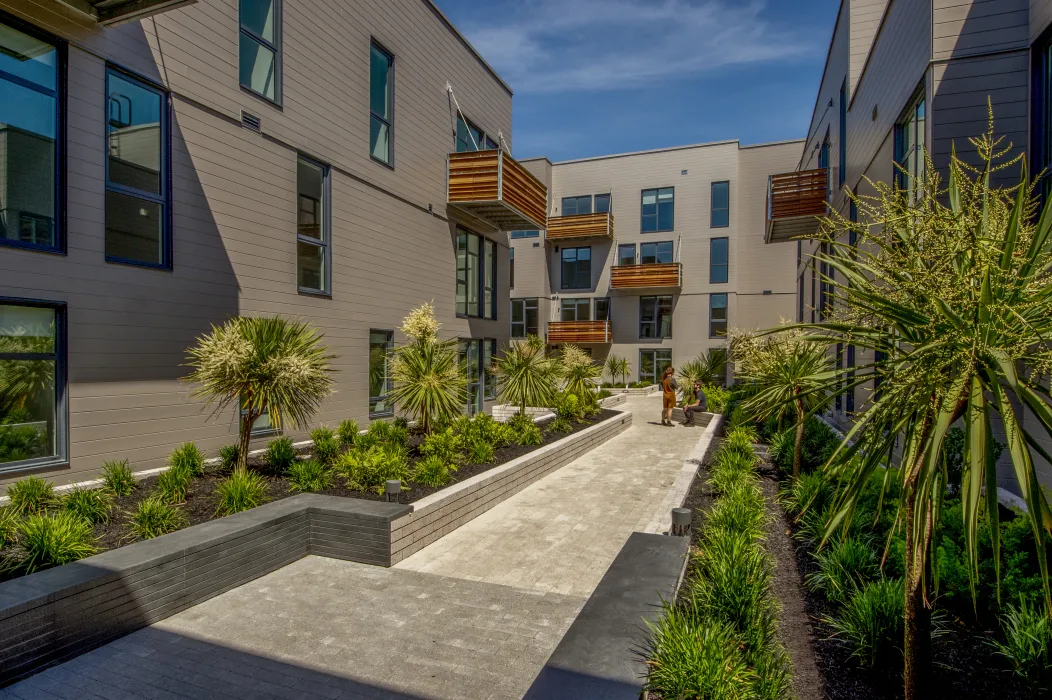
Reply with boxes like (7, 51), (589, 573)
(437, 0), (841, 162)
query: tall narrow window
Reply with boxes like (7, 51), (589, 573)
(369, 42), (393, 165)
(617, 244), (636, 266)
(483, 339), (497, 400)
(0, 19), (61, 253)
(896, 92), (926, 202)
(561, 246), (591, 289)
(640, 296), (672, 338)
(459, 339), (482, 414)
(484, 238), (497, 320)
(106, 69), (169, 268)
(511, 298), (538, 337)
(369, 330), (394, 417)
(640, 241), (673, 264)
(819, 129), (831, 202)
(710, 181), (729, 228)
(709, 237), (728, 283)
(296, 156), (329, 293)
(239, 0), (280, 103)
(798, 274), (805, 322)
(839, 80), (847, 188)
(0, 302), (65, 472)
(594, 297), (610, 321)
(709, 293), (728, 338)
(594, 194), (611, 213)
(641, 187), (674, 232)
(561, 196), (592, 215)
(509, 247), (515, 289)
(560, 298), (590, 321)
(638, 349), (671, 384)
(456, 230), (494, 317)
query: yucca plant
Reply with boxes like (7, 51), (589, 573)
(184, 315), (335, 473)
(797, 119), (1052, 697)
(604, 354), (629, 386)
(214, 469), (269, 516)
(494, 335), (559, 415)
(16, 512), (97, 573)
(63, 487), (111, 525)
(679, 349), (728, 398)
(286, 459), (332, 493)
(6, 476), (57, 516)
(388, 304), (466, 434)
(559, 344), (602, 398)
(130, 497), (187, 539)
(100, 459), (136, 496)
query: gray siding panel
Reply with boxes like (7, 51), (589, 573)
(933, 0), (1029, 60)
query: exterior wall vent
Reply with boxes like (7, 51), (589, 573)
(241, 110), (262, 132)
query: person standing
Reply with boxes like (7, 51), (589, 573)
(660, 366), (677, 426)
(683, 381), (707, 426)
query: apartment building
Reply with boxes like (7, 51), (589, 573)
(764, 0), (1052, 494)
(0, 0), (541, 488)
(511, 141), (802, 384)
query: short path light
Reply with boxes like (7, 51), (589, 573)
(386, 480), (401, 503)
(671, 508), (692, 537)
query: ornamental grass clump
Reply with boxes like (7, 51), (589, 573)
(130, 497), (187, 540)
(826, 578), (906, 670)
(807, 535), (880, 605)
(264, 436), (297, 471)
(169, 442), (205, 477)
(6, 476), (57, 516)
(337, 419), (359, 447)
(286, 459), (332, 493)
(100, 459), (136, 496)
(0, 507), (18, 548)
(63, 487), (111, 525)
(214, 469), (269, 515)
(312, 435), (341, 467)
(412, 455), (454, 488)
(993, 598), (1052, 688)
(16, 512), (97, 573)
(156, 464), (193, 504)
(218, 444), (239, 472)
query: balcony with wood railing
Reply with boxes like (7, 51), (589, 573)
(545, 212), (614, 242)
(610, 263), (682, 289)
(447, 149), (548, 231)
(547, 320), (611, 344)
(765, 168), (828, 243)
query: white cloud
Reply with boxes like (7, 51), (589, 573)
(459, 0), (811, 94)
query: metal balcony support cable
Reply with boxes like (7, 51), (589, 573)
(445, 83), (479, 151)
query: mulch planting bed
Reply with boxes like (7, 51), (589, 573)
(0, 409), (617, 578)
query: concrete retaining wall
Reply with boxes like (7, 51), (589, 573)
(390, 408), (632, 564)
(599, 393), (627, 409)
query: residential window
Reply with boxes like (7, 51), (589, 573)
(484, 339), (497, 400)
(640, 241), (673, 265)
(105, 69), (169, 268)
(846, 345), (856, 413)
(509, 247), (514, 289)
(638, 349), (672, 384)
(1037, 35), (1052, 202)
(239, 0), (281, 102)
(510, 230), (539, 238)
(455, 115), (486, 152)
(818, 243), (828, 321)
(369, 330), (393, 417)
(896, 92), (926, 202)
(369, 42), (393, 165)
(640, 295), (672, 338)
(511, 298), (538, 337)
(296, 156), (330, 293)
(0, 302), (65, 472)
(594, 297), (610, 321)
(617, 244), (636, 266)
(484, 238), (497, 320)
(641, 187), (674, 232)
(709, 293), (728, 338)
(560, 298), (590, 321)
(459, 339), (483, 414)
(240, 395), (275, 436)
(819, 130), (831, 202)
(0, 18), (61, 253)
(456, 229), (496, 318)
(710, 237), (728, 283)
(562, 196), (592, 216)
(835, 343), (843, 412)
(561, 246), (591, 289)
(839, 80), (847, 188)
(594, 194), (611, 213)
(710, 181), (729, 228)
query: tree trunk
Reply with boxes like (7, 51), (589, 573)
(236, 412), (256, 474)
(903, 453), (932, 699)
(793, 396), (805, 478)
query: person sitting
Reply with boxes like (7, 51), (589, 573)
(682, 382), (707, 426)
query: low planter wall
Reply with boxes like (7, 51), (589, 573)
(390, 408), (632, 564)
(491, 405), (553, 422)
(602, 385), (658, 396)
(599, 393), (626, 409)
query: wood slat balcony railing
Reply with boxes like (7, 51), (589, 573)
(610, 263), (682, 289)
(547, 320), (611, 344)
(448, 150), (548, 231)
(545, 212), (614, 242)
(765, 168), (828, 243)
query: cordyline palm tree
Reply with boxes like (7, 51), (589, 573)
(678, 349), (728, 399)
(184, 316), (335, 472)
(560, 344), (602, 397)
(494, 335), (559, 414)
(732, 328), (832, 478)
(800, 120), (1052, 699)
(388, 303), (465, 434)
(604, 354), (629, 386)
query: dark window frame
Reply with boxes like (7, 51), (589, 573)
(709, 237), (729, 283)
(839, 80), (847, 188)
(1033, 25), (1052, 204)
(459, 338), (484, 415)
(0, 13), (66, 256)
(296, 153), (332, 295)
(510, 230), (539, 238)
(617, 243), (636, 266)
(710, 181), (729, 228)
(509, 246), (514, 289)
(238, 0), (283, 105)
(640, 186), (674, 233)
(560, 245), (592, 290)
(894, 84), (926, 198)
(369, 40), (394, 167)
(455, 114), (495, 153)
(0, 297), (68, 475)
(483, 338), (497, 400)
(594, 297), (610, 321)
(638, 348), (672, 384)
(456, 229), (497, 318)
(639, 295), (673, 339)
(104, 65), (172, 270)
(594, 193), (611, 213)
(709, 292), (728, 338)
(561, 195), (592, 216)
(484, 237), (497, 320)
(560, 298), (590, 322)
(368, 329), (394, 418)
(640, 240), (674, 265)
(510, 297), (538, 338)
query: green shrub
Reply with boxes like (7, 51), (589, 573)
(801, 416), (839, 472)
(807, 535), (880, 605)
(768, 429), (795, 472)
(547, 417), (574, 434)
(993, 598), (1052, 687)
(310, 426), (335, 444)
(467, 439), (495, 464)
(708, 450), (758, 494)
(264, 436), (297, 471)
(214, 470), (269, 515)
(553, 392), (584, 423)
(169, 442), (205, 477)
(63, 487), (111, 525)
(100, 459), (136, 496)
(130, 497), (187, 539)
(705, 482), (767, 543)
(339, 445), (410, 494)
(412, 455), (453, 488)
(702, 384), (731, 413)
(366, 420), (394, 443)
(312, 435), (341, 466)
(337, 419), (359, 447)
(0, 507), (18, 548)
(420, 428), (463, 464)
(509, 412), (543, 445)
(16, 512), (97, 573)
(219, 444), (239, 471)
(6, 476), (57, 516)
(597, 388), (612, 400)
(826, 578), (905, 670)
(394, 416), (409, 430)
(286, 459), (332, 493)
(156, 464), (193, 504)
(780, 471), (834, 519)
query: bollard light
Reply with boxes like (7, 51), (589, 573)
(671, 508), (692, 537)
(386, 480), (401, 503)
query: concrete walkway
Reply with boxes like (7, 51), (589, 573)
(2, 397), (711, 700)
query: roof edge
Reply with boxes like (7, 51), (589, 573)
(551, 139), (741, 166)
(422, 0), (513, 96)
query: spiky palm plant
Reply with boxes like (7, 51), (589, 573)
(388, 303), (465, 434)
(733, 328), (832, 478)
(604, 354), (629, 386)
(800, 119), (1052, 698)
(560, 344), (602, 398)
(679, 349), (727, 394)
(493, 335), (559, 415)
(184, 316), (335, 473)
